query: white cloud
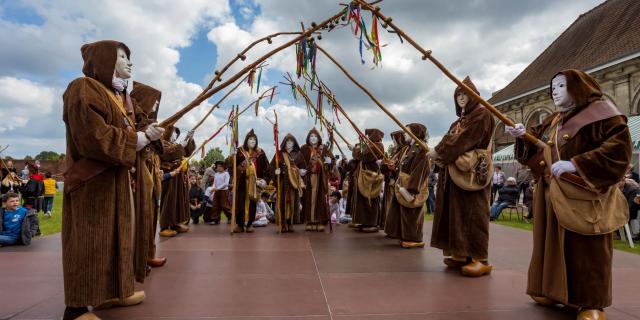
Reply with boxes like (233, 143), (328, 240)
(0, 77), (56, 133)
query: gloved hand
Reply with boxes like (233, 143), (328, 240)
(324, 156), (332, 164)
(144, 124), (164, 141)
(257, 179), (267, 188)
(376, 159), (382, 166)
(399, 187), (415, 203)
(136, 132), (150, 151)
(551, 160), (576, 177)
(506, 123), (526, 138)
(275, 168), (281, 175)
(389, 178), (395, 186)
(427, 149), (438, 160)
(299, 168), (307, 177)
(347, 144), (354, 151)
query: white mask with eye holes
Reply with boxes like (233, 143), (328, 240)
(115, 47), (132, 79)
(309, 134), (318, 146)
(404, 132), (413, 144)
(456, 91), (469, 109)
(551, 74), (575, 112)
(247, 137), (257, 149)
(285, 140), (294, 153)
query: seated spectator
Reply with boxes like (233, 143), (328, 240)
(253, 192), (273, 227)
(42, 172), (57, 218)
(189, 174), (204, 224)
(338, 191), (351, 224)
(21, 164), (44, 211)
(618, 178), (640, 239)
(489, 177), (519, 221)
(329, 191), (341, 224)
(0, 192), (30, 246)
(523, 180), (535, 220)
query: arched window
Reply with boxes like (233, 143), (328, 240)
(525, 108), (552, 129)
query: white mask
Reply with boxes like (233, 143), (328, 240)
(404, 132), (413, 144)
(456, 91), (469, 109)
(309, 134), (318, 146)
(247, 137), (257, 149)
(115, 47), (132, 79)
(551, 74), (575, 111)
(285, 140), (294, 153)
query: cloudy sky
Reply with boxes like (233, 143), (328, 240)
(0, 0), (604, 159)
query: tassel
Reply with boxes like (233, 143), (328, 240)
(270, 87), (276, 104)
(256, 67), (262, 93)
(254, 99), (260, 117)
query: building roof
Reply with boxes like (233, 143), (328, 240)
(489, 0), (640, 106)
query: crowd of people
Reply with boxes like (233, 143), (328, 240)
(23, 39), (628, 320)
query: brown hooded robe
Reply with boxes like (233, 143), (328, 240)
(515, 70), (631, 309)
(62, 40), (139, 307)
(301, 128), (334, 225)
(431, 77), (494, 260)
(382, 130), (408, 234)
(351, 129), (385, 228)
(384, 124), (430, 242)
(233, 129), (270, 227)
(269, 133), (307, 227)
(130, 81), (163, 279)
(159, 130), (196, 230)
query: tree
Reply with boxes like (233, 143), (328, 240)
(24, 155), (33, 160)
(35, 151), (61, 161)
(386, 144), (396, 158)
(199, 147), (225, 169)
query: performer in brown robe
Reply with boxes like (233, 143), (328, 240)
(159, 128), (195, 237)
(130, 81), (167, 270)
(509, 69), (631, 320)
(382, 130), (408, 236)
(62, 40), (164, 320)
(384, 124), (430, 248)
(232, 129), (270, 233)
(430, 76), (494, 277)
(301, 128), (334, 231)
(270, 133), (307, 232)
(350, 129), (385, 232)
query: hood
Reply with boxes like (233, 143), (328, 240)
(131, 81), (162, 121)
(242, 129), (259, 150)
(305, 127), (323, 146)
(551, 69), (603, 110)
(406, 123), (428, 141)
(81, 40), (131, 88)
(454, 76), (481, 117)
(390, 130), (406, 147)
(280, 133), (301, 152)
(365, 128), (384, 142)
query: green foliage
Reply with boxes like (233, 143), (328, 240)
(199, 147), (225, 169)
(34, 151), (61, 161)
(24, 155), (33, 160)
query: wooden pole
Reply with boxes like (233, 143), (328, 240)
(273, 110), (283, 233)
(316, 45), (430, 152)
(230, 106), (239, 235)
(186, 87), (275, 161)
(160, 9), (348, 128)
(355, 0), (546, 149)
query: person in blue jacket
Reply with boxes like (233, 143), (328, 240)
(0, 192), (28, 246)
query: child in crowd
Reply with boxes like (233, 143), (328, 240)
(42, 172), (56, 218)
(0, 193), (29, 246)
(329, 191), (341, 225)
(189, 174), (204, 224)
(253, 192), (273, 227)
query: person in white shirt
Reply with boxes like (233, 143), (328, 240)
(207, 161), (232, 224)
(491, 165), (505, 202)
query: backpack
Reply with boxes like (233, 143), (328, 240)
(20, 209), (39, 245)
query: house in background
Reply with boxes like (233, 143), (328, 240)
(489, 0), (640, 170)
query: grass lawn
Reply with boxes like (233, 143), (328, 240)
(37, 190), (63, 236)
(492, 207), (640, 255)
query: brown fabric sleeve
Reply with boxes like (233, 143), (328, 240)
(407, 148), (429, 194)
(571, 116), (632, 190)
(65, 78), (137, 167)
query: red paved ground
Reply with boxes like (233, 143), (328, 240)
(1, 221), (640, 320)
